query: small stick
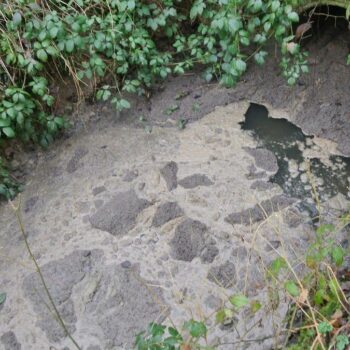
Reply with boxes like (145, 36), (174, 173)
(10, 197), (82, 350)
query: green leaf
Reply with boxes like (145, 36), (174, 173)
(314, 289), (326, 305)
(271, 0), (280, 12)
(119, 99), (130, 109)
(49, 27), (59, 38)
(12, 12), (22, 26)
(216, 308), (233, 324)
(229, 294), (249, 308)
(336, 334), (350, 350)
(269, 257), (287, 277)
(0, 292), (6, 305)
(250, 300), (262, 313)
(332, 246), (344, 267)
(318, 321), (333, 334)
(284, 281), (300, 297)
(184, 320), (207, 338)
(46, 46), (58, 56)
(240, 36), (250, 46)
(235, 59), (247, 73)
(65, 39), (75, 53)
(0, 119), (11, 127)
(127, 0), (135, 10)
(249, 0), (263, 13)
(254, 51), (267, 65)
(190, 0), (206, 20)
(287, 77), (296, 85)
(149, 323), (165, 337)
(2, 127), (15, 138)
(288, 12), (299, 23)
(37, 49), (48, 62)
(329, 278), (339, 297)
(316, 224), (335, 236)
(228, 17), (242, 33)
(347, 54), (350, 65)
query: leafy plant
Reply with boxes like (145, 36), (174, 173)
(275, 220), (350, 350)
(135, 321), (209, 350)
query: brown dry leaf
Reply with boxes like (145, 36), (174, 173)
(295, 22), (313, 40)
(297, 288), (309, 304)
(181, 344), (192, 350)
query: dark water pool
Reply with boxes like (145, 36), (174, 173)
(240, 103), (350, 201)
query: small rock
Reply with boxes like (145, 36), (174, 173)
(265, 240), (281, 252)
(94, 200), (104, 209)
(232, 246), (247, 259)
(160, 161), (178, 191)
(92, 186), (106, 196)
(250, 180), (275, 191)
(89, 190), (151, 236)
(24, 196), (39, 213)
(123, 170), (139, 182)
(170, 218), (218, 262)
(225, 195), (296, 226)
(66, 147), (88, 173)
(200, 245), (219, 263)
(208, 261), (236, 288)
(244, 147), (278, 173)
(204, 295), (222, 310)
(152, 202), (184, 227)
(1, 331), (21, 350)
(178, 174), (214, 189)
(121, 260), (132, 269)
(138, 182), (146, 191)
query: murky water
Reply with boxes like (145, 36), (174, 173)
(241, 103), (350, 201)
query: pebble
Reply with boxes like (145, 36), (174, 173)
(121, 260), (132, 269)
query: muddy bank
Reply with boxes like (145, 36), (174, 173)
(0, 12), (349, 350)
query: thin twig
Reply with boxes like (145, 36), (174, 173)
(10, 197), (82, 350)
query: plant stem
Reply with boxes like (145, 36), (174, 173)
(11, 199), (82, 350)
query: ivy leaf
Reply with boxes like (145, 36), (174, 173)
(65, 39), (75, 53)
(228, 17), (242, 33)
(254, 51), (267, 65)
(190, 0), (206, 20)
(127, 0), (135, 10)
(37, 49), (48, 62)
(119, 99), (130, 109)
(184, 320), (207, 338)
(249, 0), (263, 13)
(49, 27), (59, 39)
(284, 281), (300, 297)
(288, 12), (299, 23)
(2, 127), (15, 138)
(229, 294), (249, 309)
(12, 12), (22, 26)
(0, 119), (11, 127)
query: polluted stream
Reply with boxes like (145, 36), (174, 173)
(241, 104), (350, 208)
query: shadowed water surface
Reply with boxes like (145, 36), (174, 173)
(241, 104), (350, 201)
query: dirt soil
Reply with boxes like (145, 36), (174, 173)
(0, 15), (349, 350)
